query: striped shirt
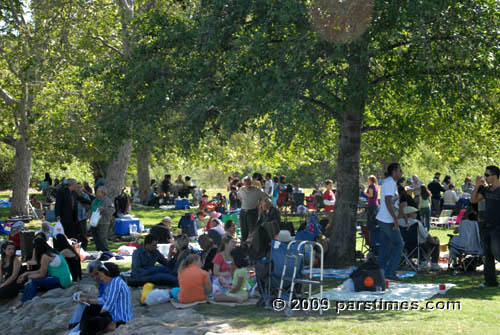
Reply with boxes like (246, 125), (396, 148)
(99, 277), (133, 323)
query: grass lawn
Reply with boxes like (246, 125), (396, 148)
(1, 190), (499, 334)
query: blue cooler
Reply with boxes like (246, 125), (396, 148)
(114, 218), (141, 235)
(45, 210), (56, 222)
(175, 198), (190, 210)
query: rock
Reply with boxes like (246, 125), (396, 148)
(41, 288), (66, 298)
(40, 313), (68, 335)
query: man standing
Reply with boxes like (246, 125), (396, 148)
(238, 176), (267, 242)
(409, 175), (424, 205)
(264, 173), (274, 198)
(376, 163), (404, 281)
(257, 198), (281, 240)
(323, 180), (336, 213)
(428, 173), (445, 217)
(76, 183), (92, 249)
(55, 178), (79, 239)
(471, 165), (500, 288)
(90, 186), (115, 251)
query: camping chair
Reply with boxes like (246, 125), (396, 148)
(359, 225), (373, 259)
(448, 220), (483, 272)
(399, 223), (420, 271)
(431, 209), (453, 229)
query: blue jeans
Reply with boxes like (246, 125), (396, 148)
(420, 207), (431, 231)
(377, 220), (404, 278)
(481, 228), (500, 286)
(21, 276), (61, 304)
(135, 266), (178, 286)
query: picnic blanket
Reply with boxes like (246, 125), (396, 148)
(0, 200), (11, 208)
(170, 298), (257, 309)
(303, 267), (416, 279)
(314, 283), (456, 302)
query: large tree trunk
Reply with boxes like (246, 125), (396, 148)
(105, 140), (133, 200)
(136, 149), (151, 203)
(10, 138), (32, 216)
(327, 37), (369, 267)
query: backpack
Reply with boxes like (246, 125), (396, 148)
(295, 214), (321, 241)
(178, 214), (198, 237)
(350, 259), (385, 292)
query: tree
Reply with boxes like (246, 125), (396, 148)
(187, 0), (500, 266)
(0, 0), (87, 215)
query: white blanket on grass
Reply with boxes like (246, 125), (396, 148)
(314, 283), (456, 302)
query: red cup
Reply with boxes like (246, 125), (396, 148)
(385, 280), (389, 289)
(439, 284), (446, 291)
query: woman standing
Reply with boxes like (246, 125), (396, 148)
(15, 238), (72, 307)
(419, 185), (432, 230)
(0, 241), (23, 299)
(78, 262), (132, 335)
(363, 176), (380, 253)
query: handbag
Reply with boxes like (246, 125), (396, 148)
(89, 210), (101, 227)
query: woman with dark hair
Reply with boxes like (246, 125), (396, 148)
(419, 185), (432, 230)
(53, 235), (82, 281)
(44, 172), (53, 186)
(166, 234), (192, 275)
(15, 238), (72, 307)
(0, 241), (23, 299)
(442, 175), (452, 190)
(78, 262), (132, 335)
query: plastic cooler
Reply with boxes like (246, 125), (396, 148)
(114, 218), (141, 236)
(175, 198), (190, 210)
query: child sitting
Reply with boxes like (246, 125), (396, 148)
(170, 254), (212, 304)
(214, 247), (249, 303)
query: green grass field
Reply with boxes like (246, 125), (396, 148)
(1, 190), (499, 334)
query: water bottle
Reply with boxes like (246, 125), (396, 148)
(129, 224), (137, 235)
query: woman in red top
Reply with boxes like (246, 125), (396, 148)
(212, 235), (236, 288)
(323, 179), (336, 212)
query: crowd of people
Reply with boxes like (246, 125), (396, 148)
(368, 163), (500, 286)
(1, 165), (499, 334)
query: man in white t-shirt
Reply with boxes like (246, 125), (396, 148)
(376, 162), (404, 281)
(264, 173), (274, 198)
(238, 176), (268, 242)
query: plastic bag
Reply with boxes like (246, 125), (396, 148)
(145, 289), (170, 306)
(55, 221), (65, 235)
(89, 210), (101, 228)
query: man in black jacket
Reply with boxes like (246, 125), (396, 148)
(55, 178), (79, 238)
(428, 173), (445, 217)
(257, 198), (281, 240)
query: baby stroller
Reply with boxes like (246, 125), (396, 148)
(448, 219), (483, 272)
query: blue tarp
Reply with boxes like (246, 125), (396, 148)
(0, 200), (11, 208)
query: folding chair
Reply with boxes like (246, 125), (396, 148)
(448, 220), (483, 272)
(431, 209), (453, 229)
(400, 224), (420, 271)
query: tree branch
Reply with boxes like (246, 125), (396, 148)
(299, 95), (341, 120)
(361, 126), (386, 133)
(0, 135), (16, 146)
(0, 86), (20, 106)
(92, 36), (124, 56)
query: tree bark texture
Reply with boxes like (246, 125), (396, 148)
(327, 37), (369, 267)
(104, 139), (133, 200)
(10, 138), (32, 216)
(136, 149), (151, 203)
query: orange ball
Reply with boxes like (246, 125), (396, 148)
(364, 276), (374, 287)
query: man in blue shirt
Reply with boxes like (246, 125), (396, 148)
(131, 234), (178, 286)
